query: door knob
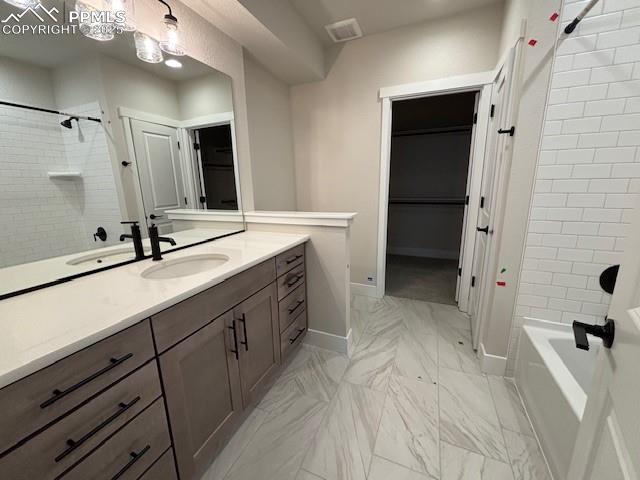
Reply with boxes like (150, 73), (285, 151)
(121, 161), (132, 167)
(572, 318), (615, 350)
(149, 214), (163, 220)
(477, 226), (489, 234)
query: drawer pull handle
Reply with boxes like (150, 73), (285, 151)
(286, 274), (304, 287)
(288, 299), (304, 314)
(289, 328), (306, 344)
(238, 313), (249, 351)
(228, 320), (239, 360)
(285, 254), (303, 265)
(40, 353), (134, 409)
(55, 396), (141, 462)
(110, 444), (151, 480)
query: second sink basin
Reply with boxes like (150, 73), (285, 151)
(141, 254), (229, 280)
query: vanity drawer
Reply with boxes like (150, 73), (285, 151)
(277, 263), (305, 301)
(275, 244), (305, 277)
(64, 398), (170, 480)
(152, 259), (277, 353)
(0, 361), (162, 480)
(139, 448), (178, 480)
(0, 320), (154, 456)
(278, 284), (306, 332)
(280, 310), (307, 359)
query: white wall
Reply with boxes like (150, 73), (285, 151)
(244, 53), (297, 210)
(177, 72), (233, 120)
(290, 4), (505, 285)
(507, 0), (640, 373)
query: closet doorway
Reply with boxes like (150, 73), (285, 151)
(385, 92), (478, 305)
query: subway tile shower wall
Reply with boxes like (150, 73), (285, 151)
(508, 0), (640, 374)
(0, 102), (121, 268)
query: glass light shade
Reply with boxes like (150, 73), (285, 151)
(159, 16), (185, 56)
(3, 0), (39, 9)
(75, 0), (114, 42)
(104, 0), (136, 32)
(134, 32), (163, 64)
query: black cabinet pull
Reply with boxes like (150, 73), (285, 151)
(289, 328), (306, 344)
(55, 396), (141, 462)
(288, 299), (305, 314)
(286, 274), (304, 287)
(110, 445), (151, 480)
(286, 254), (303, 265)
(498, 126), (515, 136)
(238, 313), (249, 351)
(228, 320), (239, 360)
(40, 353), (134, 409)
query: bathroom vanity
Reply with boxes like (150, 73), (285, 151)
(0, 233), (308, 480)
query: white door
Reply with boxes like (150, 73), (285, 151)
(456, 93), (480, 304)
(470, 48), (516, 346)
(131, 119), (186, 233)
(567, 198), (640, 479)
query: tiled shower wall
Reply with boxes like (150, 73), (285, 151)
(508, 0), (640, 373)
(0, 102), (120, 268)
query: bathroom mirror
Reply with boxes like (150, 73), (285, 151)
(0, 1), (244, 299)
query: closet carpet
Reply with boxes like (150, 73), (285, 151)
(385, 255), (458, 305)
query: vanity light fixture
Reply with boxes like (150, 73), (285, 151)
(134, 31), (163, 63)
(76, 0), (114, 42)
(2, 0), (38, 9)
(104, 0), (137, 32)
(164, 58), (182, 69)
(157, 0), (185, 56)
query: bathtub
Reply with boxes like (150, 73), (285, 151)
(515, 318), (600, 480)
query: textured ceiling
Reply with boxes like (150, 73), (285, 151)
(289, 0), (503, 45)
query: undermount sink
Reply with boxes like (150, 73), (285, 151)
(141, 254), (230, 280)
(67, 247), (150, 266)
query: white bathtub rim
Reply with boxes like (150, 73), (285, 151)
(521, 317), (588, 421)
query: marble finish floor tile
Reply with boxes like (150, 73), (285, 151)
(362, 299), (407, 339)
(487, 376), (534, 436)
(503, 430), (551, 480)
(439, 368), (508, 463)
(438, 321), (482, 375)
(201, 407), (268, 480)
(225, 393), (328, 480)
(303, 382), (385, 480)
(441, 442), (514, 480)
(343, 335), (398, 391)
(393, 330), (438, 384)
(259, 345), (349, 412)
(374, 375), (439, 478)
(368, 455), (431, 480)
(296, 469), (325, 480)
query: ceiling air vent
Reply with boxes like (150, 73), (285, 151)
(324, 18), (363, 43)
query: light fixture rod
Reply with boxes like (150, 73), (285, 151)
(157, 0), (176, 20)
(0, 100), (102, 123)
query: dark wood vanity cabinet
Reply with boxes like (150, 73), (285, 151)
(160, 311), (243, 480)
(0, 243), (307, 480)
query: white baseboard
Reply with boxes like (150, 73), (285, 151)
(479, 342), (507, 376)
(351, 282), (378, 298)
(387, 246), (458, 260)
(305, 328), (351, 355)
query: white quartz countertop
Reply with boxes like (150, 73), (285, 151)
(0, 231), (309, 389)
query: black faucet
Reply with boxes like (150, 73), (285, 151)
(572, 318), (615, 351)
(120, 221), (145, 260)
(149, 224), (176, 261)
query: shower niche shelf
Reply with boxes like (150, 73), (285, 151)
(47, 171), (83, 180)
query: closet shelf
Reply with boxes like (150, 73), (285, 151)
(392, 125), (472, 137)
(47, 171), (83, 180)
(389, 196), (466, 206)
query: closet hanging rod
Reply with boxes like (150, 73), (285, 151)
(389, 198), (466, 205)
(0, 101), (102, 123)
(392, 125), (472, 137)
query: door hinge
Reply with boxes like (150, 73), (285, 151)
(498, 126), (515, 136)
(458, 268), (462, 277)
(194, 142), (200, 151)
(480, 196), (485, 208)
(177, 141), (180, 150)
(490, 104), (495, 118)
(471, 276), (476, 287)
(473, 113), (478, 124)
(184, 197), (188, 205)
(465, 195), (469, 206)
(199, 196), (206, 204)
